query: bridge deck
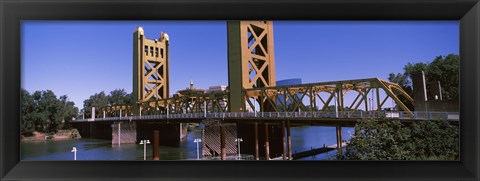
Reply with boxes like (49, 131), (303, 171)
(72, 111), (459, 127)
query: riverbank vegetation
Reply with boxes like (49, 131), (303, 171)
(21, 88), (132, 137)
(339, 119), (459, 160)
(21, 129), (81, 142)
(21, 89), (79, 136)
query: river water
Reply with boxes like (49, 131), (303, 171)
(21, 126), (353, 161)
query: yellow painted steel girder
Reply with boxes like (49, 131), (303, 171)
(242, 78), (415, 117)
(133, 27), (170, 114)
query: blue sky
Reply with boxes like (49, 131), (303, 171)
(22, 21), (459, 109)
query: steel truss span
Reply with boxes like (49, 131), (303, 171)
(243, 78), (414, 117)
(96, 78), (414, 119)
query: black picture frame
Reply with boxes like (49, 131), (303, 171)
(1, 0), (479, 180)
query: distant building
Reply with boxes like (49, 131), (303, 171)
(173, 80), (206, 113)
(176, 80), (206, 96)
(207, 85), (227, 93)
(276, 78), (302, 110)
(276, 78), (302, 86)
(207, 85), (228, 112)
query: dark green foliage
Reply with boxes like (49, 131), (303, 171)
(409, 120), (459, 160)
(57, 95), (79, 130)
(343, 119), (413, 160)
(21, 89), (36, 136)
(388, 73), (414, 111)
(82, 89), (132, 118)
(425, 54), (459, 100)
(108, 89), (132, 105)
(403, 62), (428, 79)
(342, 119), (459, 160)
(83, 91), (109, 118)
(388, 73), (410, 88)
(403, 54), (459, 100)
(388, 54), (459, 110)
(21, 89), (79, 135)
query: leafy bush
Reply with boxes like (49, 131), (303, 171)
(341, 119), (458, 160)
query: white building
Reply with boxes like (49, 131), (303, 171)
(206, 85), (228, 112)
(207, 85), (227, 93)
(206, 85), (254, 112)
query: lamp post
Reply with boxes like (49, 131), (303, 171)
(194, 138), (202, 160)
(71, 147), (77, 160)
(139, 140), (150, 160)
(235, 138), (243, 160)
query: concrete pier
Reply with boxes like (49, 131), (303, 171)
(237, 122), (284, 160)
(153, 130), (159, 160)
(112, 121), (137, 144)
(336, 125), (343, 153)
(254, 122), (259, 160)
(220, 125), (226, 160)
(265, 123), (270, 160)
(136, 122), (186, 146)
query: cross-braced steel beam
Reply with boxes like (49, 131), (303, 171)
(133, 27), (170, 114)
(99, 78), (414, 118)
(100, 90), (229, 117)
(242, 78), (415, 117)
(228, 21), (276, 112)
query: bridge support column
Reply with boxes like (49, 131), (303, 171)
(336, 125), (343, 154)
(254, 122), (259, 160)
(153, 130), (159, 160)
(112, 121), (137, 145)
(136, 123), (185, 147)
(287, 121), (292, 160)
(220, 125), (226, 160)
(237, 122), (282, 160)
(265, 123), (270, 160)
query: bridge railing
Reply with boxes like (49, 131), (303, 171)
(74, 111), (459, 122)
(218, 111), (458, 120)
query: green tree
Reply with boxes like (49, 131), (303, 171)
(305, 105), (318, 111)
(388, 54), (459, 110)
(108, 89), (132, 105)
(36, 90), (62, 133)
(425, 54), (459, 100)
(56, 95), (79, 129)
(388, 73), (414, 111)
(83, 91), (109, 118)
(343, 119), (413, 160)
(388, 73), (410, 88)
(21, 89), (79, 135)
(82, 89), (133, 118)
(21, 89), (36, 136)
(409, 120), (459, 160)
(403, 62), (428, 79)
(29, 91), (48, 132)
(342, 119), (459, 160)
